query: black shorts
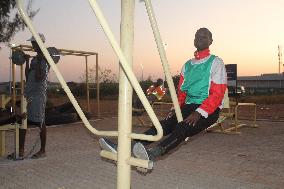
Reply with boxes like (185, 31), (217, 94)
(27, 120), (44, 127)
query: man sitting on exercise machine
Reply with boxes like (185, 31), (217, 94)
(99, 27), (227, 163)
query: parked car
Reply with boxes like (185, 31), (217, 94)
(228, 85), (246, 97)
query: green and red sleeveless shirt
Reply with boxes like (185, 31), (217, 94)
(177, 49), (227, 118)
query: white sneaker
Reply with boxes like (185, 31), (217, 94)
(133, 142), (149, 160)
(99, 138), (117, 153)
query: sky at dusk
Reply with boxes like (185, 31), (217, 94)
(0, 0), (284, 82)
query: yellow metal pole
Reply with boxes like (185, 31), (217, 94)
(96, 53), (100, 118)
(20, 63), (27, 130)
(20, 46), (27, 130)
(117, 0), (135, 188)
(143, 0), (183, 122)
(20, 65), (24, 95)
(12, 63), (16, 113)
(85, 56), (90, 112)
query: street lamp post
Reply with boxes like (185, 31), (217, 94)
(140, 63), (144, 81)
(163, 42), (167, 83)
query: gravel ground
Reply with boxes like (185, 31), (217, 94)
(1, 116), (284, 188)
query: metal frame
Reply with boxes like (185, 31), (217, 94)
(0, 44), (27, 160)
(12, 44), (100, 117)
(89, 0), (184, 187)
(208, 90), (257, 134)
(225, 102), (257, 133)
(16, 0), (182, 188)
(0, 94), (20, 159)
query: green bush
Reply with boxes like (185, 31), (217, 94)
(99, 83), (119, 98)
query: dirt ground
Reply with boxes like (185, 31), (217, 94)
(1, 117), (284, 188)
(1, 97), (284, 188)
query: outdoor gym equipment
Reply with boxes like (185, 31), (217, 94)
(11, 50), (26, 65)
(16, 0), (182, 188)
(10, 44), (100, 115)
(16, 0), (162, 162)
(11, 47), (60, 65)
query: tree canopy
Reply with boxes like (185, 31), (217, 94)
(0, 0), (38, 44)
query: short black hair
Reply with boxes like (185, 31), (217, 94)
(194, 28), (213, 50)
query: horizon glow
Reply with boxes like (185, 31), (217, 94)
(0, 0), (284, 82)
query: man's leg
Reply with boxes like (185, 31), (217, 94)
(39, 124), (46, 154)
(31, 121), (46, 159)
(133, 121), (185, 161)
(134, 107), (220, 161)
(99, 113), (179, 153)
(134, 104), (198, 146)
(100, 104), (197, 154)
(134, 114), (179, 146)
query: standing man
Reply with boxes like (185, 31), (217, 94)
(100, 28), (227, 163)
(15, 33), (49, 159)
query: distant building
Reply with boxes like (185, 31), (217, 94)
(238, 73), (284, 94)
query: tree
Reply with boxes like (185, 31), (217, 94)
(171, 74), (180, 89)
(99, 69), (117, 84)
(80, 66), (119, 97)
(0, 0), (39, 44)
(80, 65), (118, 84)
(163, 74), (180, 90)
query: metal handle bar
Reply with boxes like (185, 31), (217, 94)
(89, 0), (163, 141)
(143, 0), (183, 122)
(16, 0), (118, 137)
